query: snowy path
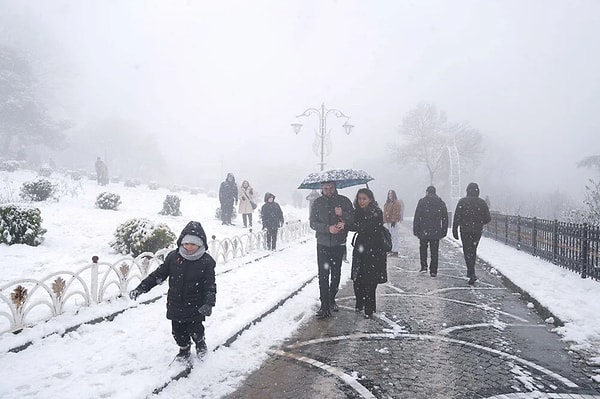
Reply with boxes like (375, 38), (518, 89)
(0, 239), (350, 399)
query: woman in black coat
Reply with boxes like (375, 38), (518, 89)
(348, 188), (388, 318)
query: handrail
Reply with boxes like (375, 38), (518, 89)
(483, 212), (599, 281)
(0, 221), (311, 335)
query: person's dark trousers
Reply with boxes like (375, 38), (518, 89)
(353, 279), (364, 310)
(419, 239), (440, 274)
(172, 319), (205, 349)
(316, 244), (345, 312)
(242, 213), (252, 227)
(461, 231), (482, 277)
(354, 280), (377, 315)
(221, 202), (233, 224)
(266, 228), (278, 250)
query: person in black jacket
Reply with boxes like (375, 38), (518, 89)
(452, 182), (491, 285)
(260, 192), (284, 251)
(309, 181), (354, 319)
(348, 188), (388, 318)
(413, 186), (448, 277)
(219, 173), (238, 225)
(129, 221), (217, 362)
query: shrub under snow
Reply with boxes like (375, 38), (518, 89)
(96, 192), (122, 210)
(19, 178), (56, 202)
(0, 204), (47, 246)
(110, 218), (175, 257)
(159, 195), (182, 216)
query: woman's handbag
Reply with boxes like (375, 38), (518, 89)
(250, 200), (257, 210)
(381, 226), (393, 252)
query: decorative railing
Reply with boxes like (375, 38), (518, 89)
(0, 221), (311, 335)
(483, 213), (600, 281)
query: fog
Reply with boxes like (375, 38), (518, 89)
(2, 0), (599, 217)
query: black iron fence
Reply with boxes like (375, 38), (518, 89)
(483, 212), (600, 281)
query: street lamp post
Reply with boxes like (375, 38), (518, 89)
(292, 103), (354, 171)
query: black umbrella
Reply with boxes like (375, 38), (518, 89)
(298, 168), (374, 190)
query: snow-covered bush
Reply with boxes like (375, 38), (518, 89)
(0, 160), (20, 172)
(96, 192), (122, 210)
(159, 195), (182, 216)
(0, 204), (46, 246)
(124, 179), (140, 188)
(19, 178), (56, 202)
(69, 170), (83, 181)
(38, 165), (53, 177)
(215, 207), (236, 220)
(110, 218), (175, 256)
(148, 181), (159, 190)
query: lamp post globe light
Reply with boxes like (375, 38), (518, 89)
(292, 103), (354, 171)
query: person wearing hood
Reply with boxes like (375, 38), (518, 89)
(452, 183), (491, 285)
(260, 192), (284, 251)
(219, 173), (238, 225)
(413, 186), (448, 277)
(129, 221), (217, 362)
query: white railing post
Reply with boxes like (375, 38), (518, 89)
(91, 256), (99, 304)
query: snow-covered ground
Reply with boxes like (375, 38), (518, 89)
(1, 169), (599, 398)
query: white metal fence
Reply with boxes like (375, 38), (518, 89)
(0, 221), (311, 335)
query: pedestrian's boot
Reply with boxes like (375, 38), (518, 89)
(468, 276), (477, 285)
(315, 308), (332, 319)
(196, 338), (208, 359)
(330, 297), (339, 312)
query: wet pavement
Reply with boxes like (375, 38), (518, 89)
(225, 228), (600, 399)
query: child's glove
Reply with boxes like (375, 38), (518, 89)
(129, 288), (142, 301)
(199, 304), (213, 317)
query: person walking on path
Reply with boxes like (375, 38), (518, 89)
(383, 189), (403, 256)
(238, 180), (256, 228)
(348, 188), (388, 318)
(452, 182), (491, 285)
(128, 221), (216, 362)
(219, 173), (238, 225)
(413, 186), (448, 277)
(309, 181), (354, 319)
(260, 192), (284, 251)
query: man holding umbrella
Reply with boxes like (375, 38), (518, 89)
(309, 181), (354, 319)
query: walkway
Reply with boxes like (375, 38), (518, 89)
(225, 228), (600, 399)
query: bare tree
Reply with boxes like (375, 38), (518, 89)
(392, 102), (484, 185)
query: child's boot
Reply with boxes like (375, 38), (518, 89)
(175, 344), (191, 362)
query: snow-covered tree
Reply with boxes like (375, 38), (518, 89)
(392, 102), (484, 185)
(0, 45), (67, 157)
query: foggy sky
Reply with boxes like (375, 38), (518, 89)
(2, 0), (599, 209)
